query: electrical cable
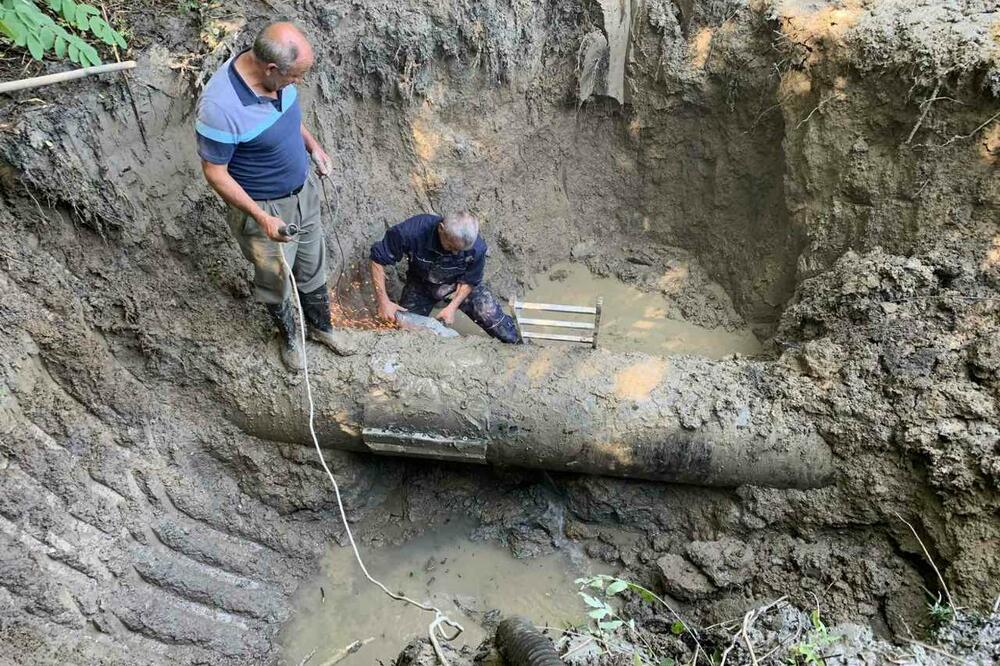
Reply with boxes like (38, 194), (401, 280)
(276, 202), (463, 665)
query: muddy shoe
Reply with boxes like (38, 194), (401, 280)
(307, 327), (359, 357)
(299, 286), (358, 357)
(265, 300), (305, 371)
(278, 339), (305, 371)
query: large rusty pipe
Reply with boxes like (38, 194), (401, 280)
(224, 333), (834, 489)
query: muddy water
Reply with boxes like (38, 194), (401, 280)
(280, 523), (599, 665)
(451, 262), (761, 358)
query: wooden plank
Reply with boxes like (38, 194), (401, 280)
(514, 301), (597, 314)
(592, 297), (603, 349)
(522, 332), (594, 343)
(517, 317), (595, 330)
(509, 295), (524, 341)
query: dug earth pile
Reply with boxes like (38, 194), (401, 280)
(1, 0), (998, 664)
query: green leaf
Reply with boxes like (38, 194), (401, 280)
(61, 0), (76, 23)
(8, 15), (27, 46)
(636, 587), (656, 603)
(38, 26), (54, 48)
(53, 33), (65, 57)
(111, 29), (125, 49)
(580, 594), (604, 609)
(588, 607), (611, 620)
(671, 620), (686, 635)
(606, 579), (629, 596)
(88, 14), (103, 37)
(80, 41), (99, 65)
(33, 11), (56, 27)
(67, 39), (79, 62)
(658, 659), (676, 666)
(74, 9), (88, 31)
(14, 2), (41, 27)
(598, 619), (624, 631)
(76, 2), (99, 15)
(0, 17), (15, 42)
(632, 654), (643, 666)
(26, 31), (43, 59)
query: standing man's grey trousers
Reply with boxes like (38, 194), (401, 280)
(225, 173), (327, 304)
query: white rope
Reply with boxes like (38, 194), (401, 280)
(278, 248), (463, 665)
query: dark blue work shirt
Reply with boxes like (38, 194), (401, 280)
(370, 214), (487, 286)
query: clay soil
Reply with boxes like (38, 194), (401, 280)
(1, 1), (998, 665)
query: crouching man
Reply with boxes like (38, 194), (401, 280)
(369, 213), (521, 343)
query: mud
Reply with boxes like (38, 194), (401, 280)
(281, 520), (601, 665)
(449, 260), (761, 357)
(0, 0), (998, 665)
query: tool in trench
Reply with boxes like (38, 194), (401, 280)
(276, 239), (464, 664)
(394, 310), (461, 337)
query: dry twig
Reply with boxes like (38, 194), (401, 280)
(892, 510), (956, 612)
(939, 109), (1000, 147)
(740, 609), (760, 666)
(905, 82), (941, 145)
(316, 637), (375, 666)
(902, 638), (966, 664)
(795, 92), (840, 130)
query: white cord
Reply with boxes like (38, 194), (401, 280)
(278, 249), (463, 665)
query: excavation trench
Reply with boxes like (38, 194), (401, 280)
(1, 1), (999, 665)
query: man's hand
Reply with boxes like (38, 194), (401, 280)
(436, 305), (457, 326)
(311, 147), (333, 177)
(378, 299), (406, 322)
(255, 212), (292, 243)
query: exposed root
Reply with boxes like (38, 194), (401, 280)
(905, 82), (941, 145)
(893, 511), (957, 614)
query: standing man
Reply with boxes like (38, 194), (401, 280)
(369, 212), (521, 344)
(196, 22), (354, 370)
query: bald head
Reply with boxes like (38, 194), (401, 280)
(438, 212), (480, 253)
(252, 22), (314, 90)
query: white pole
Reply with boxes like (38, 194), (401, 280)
(0, 60), (137, 95)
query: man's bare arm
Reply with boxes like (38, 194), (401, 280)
(201, 160), (289, 243)
(369, 260), (406, 321)
(301, 123), (331, 175)
(437, 283), (472, 325)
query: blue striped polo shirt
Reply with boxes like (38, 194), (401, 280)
(196, 52), (309, 201)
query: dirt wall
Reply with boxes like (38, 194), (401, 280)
(0, 1), (998, 664)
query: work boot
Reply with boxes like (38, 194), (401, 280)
(264, 300), (304, 371)
(299, 286), (359, 357)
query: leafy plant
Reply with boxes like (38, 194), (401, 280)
(576, 574), (702, 666)
(787, 609), (839, 665)
(0, 0), (126, 67)
(927, 593), (956, 631)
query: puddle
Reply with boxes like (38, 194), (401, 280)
(280, 523), (600, 665)
(451, 262), (761, 358)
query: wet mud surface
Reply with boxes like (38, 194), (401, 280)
(452, 261), (762, 358)
(281, 520), (602, 665)
(1, 0), (999, 664)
